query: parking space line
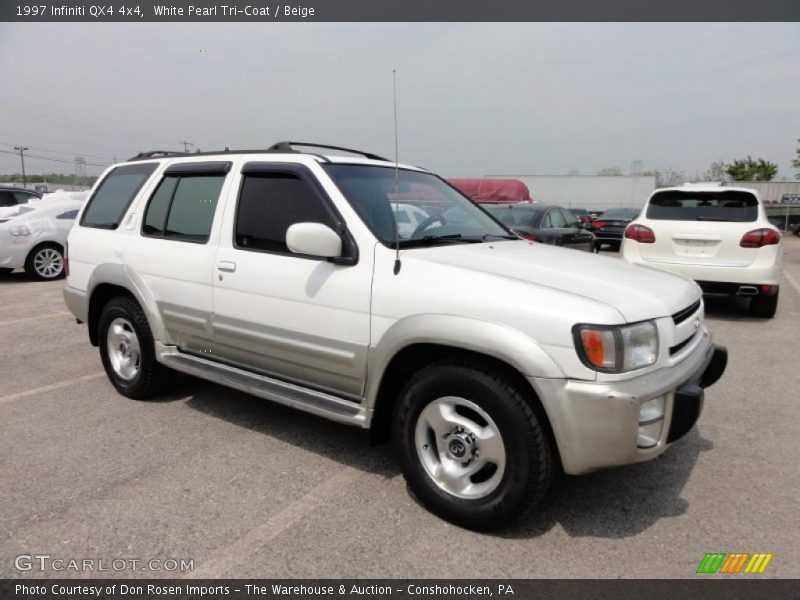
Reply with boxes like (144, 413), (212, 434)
(0, 312), (72, 326)
(0, 372), (105, 405)
(185, 466), (362, 578)
(784, 270), (800, 296)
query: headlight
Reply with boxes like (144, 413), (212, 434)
(9, 225), (31, 236)
(574, 320), (659, 373)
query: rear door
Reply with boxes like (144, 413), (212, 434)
(640, 190), (762, 266)
(126, 161), (232, 353)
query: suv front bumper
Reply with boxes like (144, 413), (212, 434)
(530, 332), (727, 475)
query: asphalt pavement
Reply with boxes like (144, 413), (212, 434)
(1, 237), (798, 579)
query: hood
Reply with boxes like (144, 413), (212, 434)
(405, 240), (700, 323)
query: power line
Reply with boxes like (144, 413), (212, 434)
(0, 141), (115, 162)
(0, 102), (164, 145)
(0, 148), (108, 168)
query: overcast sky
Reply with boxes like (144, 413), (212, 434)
(0, 22), (798, 179)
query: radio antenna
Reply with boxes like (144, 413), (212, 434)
(392, 68), (402, 275)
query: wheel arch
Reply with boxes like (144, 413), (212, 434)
(366, 315), (564, 452)
(86, 264), (165, 347)
(26, 239), (64, 257)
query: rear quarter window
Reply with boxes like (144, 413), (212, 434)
(81, 162), (158, 229)
(647, 190), (758, 223)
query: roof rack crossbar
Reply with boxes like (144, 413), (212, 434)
(268, 141), (389, 162)
(128, 150), (189, 161)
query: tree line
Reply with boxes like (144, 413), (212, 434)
(0, 173), (98, 186)
(597, 139), (800, 187)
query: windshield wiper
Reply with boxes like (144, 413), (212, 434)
(480, 234), (518, 241)
(399, 233), (470, 247)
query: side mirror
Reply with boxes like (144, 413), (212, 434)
(286, 223), (343, 258)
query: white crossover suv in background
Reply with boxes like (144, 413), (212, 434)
(63, 142), (727, 529)
(621, 184), (782, 318)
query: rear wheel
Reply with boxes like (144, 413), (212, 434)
(750, 289), (779, 319)
(25, 243), (64, 280)
(392, 361), (554, 530)
(98, 296), (166, 399)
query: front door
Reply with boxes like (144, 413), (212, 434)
(212, 162), (372, 399)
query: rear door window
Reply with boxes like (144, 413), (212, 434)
(81, 162), (158, 228)
(646, 191), (758, 222)
(12, 192), (35, 204)
(548, 209), (567, 228)
(143, 174), (225, 243)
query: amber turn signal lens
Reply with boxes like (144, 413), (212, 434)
(580, 329), (607, 368)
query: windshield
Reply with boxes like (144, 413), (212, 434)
(646, 190), (758, 222)
(323, 165), (512, 246)
(599, 209), (638, 220)
(484, 205), (545, 228)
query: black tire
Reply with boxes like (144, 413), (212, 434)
(750, 289), (779, 319)
(608, 241), (621, 252)
(24, 243), (65, 280)
(392, 361), (554, 530)
(98, 296), (166, 399)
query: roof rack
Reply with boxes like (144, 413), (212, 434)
(128, 150), (191, 161)
(267, 141), (390, 162)
(126, 142), (390, 163)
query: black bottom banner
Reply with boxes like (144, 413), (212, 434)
(1, 579), (798, 600)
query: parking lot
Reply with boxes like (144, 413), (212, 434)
(1, 237), (798, 579)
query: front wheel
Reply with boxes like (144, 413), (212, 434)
(392, 362), (554, 530)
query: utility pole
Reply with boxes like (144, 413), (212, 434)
(74, 157), (87, 186)
(179, 140), (196, 153)
(14, 146), (29, 186)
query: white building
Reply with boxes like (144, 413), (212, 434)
(720, 180), (800, 205)
(484, 175), (657, 211)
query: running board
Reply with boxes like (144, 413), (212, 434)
(156, 344), (367, 427)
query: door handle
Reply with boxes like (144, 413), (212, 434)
(217, 261), (237, 273)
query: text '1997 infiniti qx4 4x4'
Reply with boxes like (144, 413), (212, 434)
(63, 142), (727, 529)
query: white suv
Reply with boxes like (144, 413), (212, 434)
(621, 184), (782, 318)
(63, 142), (727, 529)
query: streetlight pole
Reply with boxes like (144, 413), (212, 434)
(14, 146), (29, 186)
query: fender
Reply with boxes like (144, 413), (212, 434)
(87, 263), (172, 345)
(365, 313), (565, 409)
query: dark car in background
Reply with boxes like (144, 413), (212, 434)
(482, 203), (596, 251)
(590, 208), (640, 251)
(567, 207), (593, 225)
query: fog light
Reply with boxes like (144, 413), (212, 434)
(639, 396), (665, 424)
(637, 396), (665, 449)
